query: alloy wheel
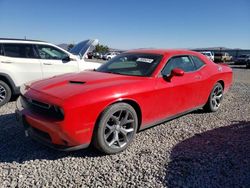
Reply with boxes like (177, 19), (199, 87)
(0, 85), (6, 103)
(104, 109), (135, 149)
(211, 84), (223, 110)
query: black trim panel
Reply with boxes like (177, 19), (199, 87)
(139, 105), (203, 131)
(27, 127), (90, 152)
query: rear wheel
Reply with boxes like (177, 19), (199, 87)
(93, 103), (138, 154)
(0, 81), (12, 107)
(204, 82), (223, 112)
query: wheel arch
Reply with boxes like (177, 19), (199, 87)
(93, 99), (142, 136)
(0, 73), (18, 95)
(204, 79), (225, 108)
(119, 99), (142, 131)
(217, 80), (225, 89)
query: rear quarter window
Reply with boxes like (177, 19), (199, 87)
(191, 56), (206, 69)
(4, 44), (20, 57)
(3, 43), (37, 58)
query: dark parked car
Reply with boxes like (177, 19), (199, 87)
(234, 54), (250, 68)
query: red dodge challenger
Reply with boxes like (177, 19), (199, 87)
(16, 49), (233, 154)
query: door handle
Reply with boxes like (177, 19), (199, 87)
(43, 63), (52, 65)
(195, 75), (201, 79)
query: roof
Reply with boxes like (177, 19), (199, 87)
(0, 38), (45, 42)
(125, 48), (201, 56)
(0, 38), (58, 46)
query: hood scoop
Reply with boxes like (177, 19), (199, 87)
(69, 80), (86, 85)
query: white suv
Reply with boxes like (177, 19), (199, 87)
(201, 51), (214, 61)
(0, 38), (101, 106)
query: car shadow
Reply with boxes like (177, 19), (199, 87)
(164, 121), (250, 187)
(190, 109), (205, 114)
(0, 113), (103, 163)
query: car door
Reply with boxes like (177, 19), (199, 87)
(190, 55), (209, 105)
(155, 56), (202, 120)
(36, 44), (79, 78)
(1, 43), (42, 86)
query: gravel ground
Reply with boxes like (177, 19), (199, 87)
(0, 66), (249, 187)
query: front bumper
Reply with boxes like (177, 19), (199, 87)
(16, 97), (90, 151)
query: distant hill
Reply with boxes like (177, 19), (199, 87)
(57, 43), (69, 50)
(192, 47), (243, 51)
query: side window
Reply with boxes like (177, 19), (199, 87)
(162, 56), (196, 75)
(3, 43), (37, 58)
(191, 56), (206, 69)
(37, 45), (68, 60)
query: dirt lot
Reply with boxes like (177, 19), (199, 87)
(0, 66), (249, 187)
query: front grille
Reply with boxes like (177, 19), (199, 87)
(22, 96), (64, 121)
(29, 99), (51, 109)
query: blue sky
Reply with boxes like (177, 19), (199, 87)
(0, 0), (249, 49)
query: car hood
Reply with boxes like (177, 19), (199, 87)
(27, 71), (147, 100)
(69, 39), (98, 59)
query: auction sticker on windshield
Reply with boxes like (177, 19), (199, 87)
(136, 58), (154, 63)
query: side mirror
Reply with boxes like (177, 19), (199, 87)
(171, 68), (184, 77)
(163, 68), (184, 81)
(62, 54), (77, 62)
(62, 56), (70, 62)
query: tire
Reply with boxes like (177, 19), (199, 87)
(0, 81), (12, 107)
(108, 57), (111, 60)
(93, 103), (138, 154)
(203, 82), (223, 112)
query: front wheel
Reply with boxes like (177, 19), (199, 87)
(93, 103), (138, 154)
(204, 82), (224, 112)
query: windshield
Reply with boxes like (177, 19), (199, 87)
(96, 53), (163, 77)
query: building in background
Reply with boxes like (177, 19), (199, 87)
(192, 47), (250, 60)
